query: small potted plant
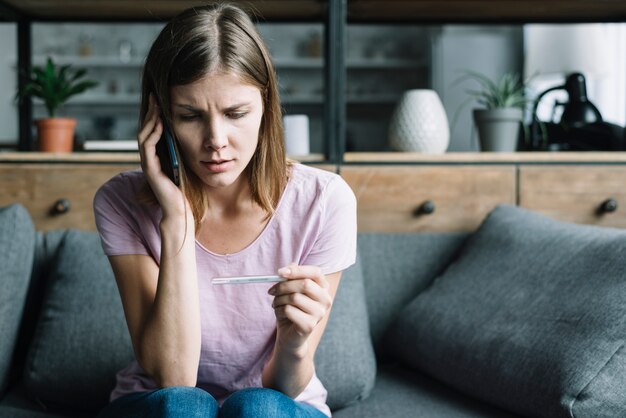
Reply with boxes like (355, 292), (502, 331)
(459, 71), (530, 152)
(16, 57), (98, 152)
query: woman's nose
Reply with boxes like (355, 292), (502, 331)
(203, 120), (228, 150)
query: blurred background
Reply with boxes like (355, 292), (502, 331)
(0, 15), (624, 153)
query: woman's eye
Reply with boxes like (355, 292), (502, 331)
(228, 112), (247, 120)
(178, 114), (199, 121)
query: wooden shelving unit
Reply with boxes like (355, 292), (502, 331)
(1, 0), (625, 157)
(2, 0), (625, 21)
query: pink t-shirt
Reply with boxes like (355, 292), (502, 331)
(93, 163), (357, 416)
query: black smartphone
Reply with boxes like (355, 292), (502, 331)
(155, 115), (180, 186)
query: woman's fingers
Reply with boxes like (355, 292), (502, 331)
(139, 95), (159, 143)
(271, 278), (330, 307)
(274, 304), (319, 336)
(272, 290), (327, 318)
(272, 264), (330, 306)
(136, 95), (185, 212)
(139, 96), (162, 148)
(277, 264), (327, 288)
(269, 264), (333, 335)
(138, 95), (165, 178)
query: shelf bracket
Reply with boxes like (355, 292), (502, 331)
(324, 0), (347, 164)
(17, 17), (32, 151)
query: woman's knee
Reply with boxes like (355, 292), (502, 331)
(148, 386), (218, 417)
(220, 388), (300, 418)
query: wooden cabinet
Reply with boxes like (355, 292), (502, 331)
(341, 165), (516, 232)
(0, 162), (139, 231)
(519, 165), (626, 228)
(4, 152), (626, 233)
(343, 152), (626, 232)
(0, 153), (336, 231)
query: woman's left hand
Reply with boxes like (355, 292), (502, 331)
(269, 264), (332, 356)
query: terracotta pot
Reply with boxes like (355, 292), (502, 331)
(35, 118), (77, 153)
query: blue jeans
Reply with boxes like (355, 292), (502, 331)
(97, 386), (328, 418)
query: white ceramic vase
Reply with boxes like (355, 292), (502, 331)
(388, 89), (450, 153)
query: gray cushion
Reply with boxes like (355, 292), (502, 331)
(315, 256), (376, 410)
(23, 230), (133, 411)
(387, 204), (626, 418)
(333, 364), (520, 418)
(358, 232), (469, 356)
(0, 204), (35, 396)
(8, 231), (70, 391)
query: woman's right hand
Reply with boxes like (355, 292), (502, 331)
(138, 94), (189, 219)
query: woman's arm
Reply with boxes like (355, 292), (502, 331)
(109, 213), (200, 388)
(107, 95), (201, 388)
(262, 266), (342, 398)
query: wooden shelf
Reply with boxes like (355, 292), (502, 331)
(348, 0), (626, 23)
(4, 151), (626, 165)
(0, 151), (327, 164)
(0, 152), (141, 163)
(0, 0), (326, 20)
(343, 152), (626, 164)
(2, 0), (624, 21)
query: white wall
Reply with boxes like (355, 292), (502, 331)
(431, 25), (524, 152)
(595, 24), (626, 127)
(525, 23), (626, 128)
(0, 23), (17, 145)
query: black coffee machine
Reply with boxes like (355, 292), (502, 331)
(528, 73), (625, 151)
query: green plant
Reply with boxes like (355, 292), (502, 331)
(16, 57), (99, 118)
(450, 70), (535, 149)
(451, 70), (533, 131)
(459, 70), (530, 110)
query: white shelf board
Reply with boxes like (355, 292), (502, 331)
(31, 55), (145, 68)
(282, 95), (324, 104)
(272, 57), (425, 69)
(33, 94), (140, 106)
(347, 57), (427, 69)
(347, 94), (401, 103)
(273, 57), (323, 69)
(81, 140), (138, 151)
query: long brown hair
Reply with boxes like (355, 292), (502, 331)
(139, 2), (288, 229)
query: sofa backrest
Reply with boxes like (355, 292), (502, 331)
(19, 229), (134, 413)
(8, 230), (69, 391)
(3, 211), (469, 414)
(0, 204), (36, 397)
(357, 232), (469, 356)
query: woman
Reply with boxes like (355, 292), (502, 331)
(93, 3), (356, 418)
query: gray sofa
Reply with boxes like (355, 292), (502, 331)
(2, 202), (626, 418)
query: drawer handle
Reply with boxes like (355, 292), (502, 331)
(415, 200), (436, 216)
(598, 198), (618, 215)
(51, 198), (71, 215)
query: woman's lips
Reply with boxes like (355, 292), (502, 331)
(202, 159), (234, 173)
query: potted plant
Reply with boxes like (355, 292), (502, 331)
(16, 57), (98, 152)
(459, 71), (530, 152)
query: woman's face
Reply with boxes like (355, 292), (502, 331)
(170, 71), (263, 190)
